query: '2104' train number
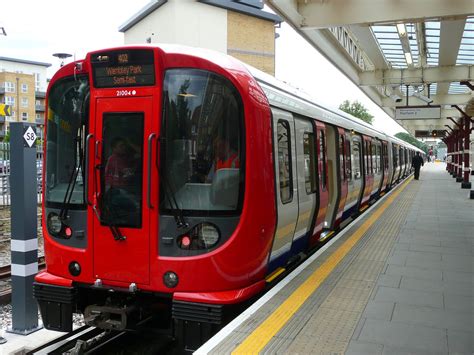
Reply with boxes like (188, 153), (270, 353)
(116, 90), (137, 97)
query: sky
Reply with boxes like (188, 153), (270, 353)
(0, 0), (406, 135)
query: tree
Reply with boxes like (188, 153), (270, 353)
(394, 132), (428, 153)
(339, 100), (374, 125)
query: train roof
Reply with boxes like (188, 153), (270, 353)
(244, 64), (423, 153)
(83, 44), (423, 153)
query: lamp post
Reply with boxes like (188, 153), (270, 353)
(52, 52), (72, 67)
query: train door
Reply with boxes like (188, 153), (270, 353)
(391, 144), (399, 184)
(360, 137), (373, 209)
(334, 129), (348, 228)
(322, 124), (339, 231)
(91, 97), (155, 285)
(342, 131), (355, 220)
(270, 108), (298, 265)
(381, 141), (389, 192)
(291, 117), (318, 252)
(371, 140), (383, 197)
(350, 134), (364, 213)
(310, 122), (329, 246)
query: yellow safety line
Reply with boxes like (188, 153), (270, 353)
(232, 176), (413, 354)
(265, 267), (286, 283)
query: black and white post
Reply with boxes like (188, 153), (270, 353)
(7, 122), (42, 335)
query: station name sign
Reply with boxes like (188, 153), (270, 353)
(91, 49), (155, 88)
(395, 105), (441, 120)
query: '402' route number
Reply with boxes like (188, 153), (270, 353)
(116, 90), (136, 97)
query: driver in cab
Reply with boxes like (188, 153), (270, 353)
(207, 136), (240, 182)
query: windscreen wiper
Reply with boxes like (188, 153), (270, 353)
(59, 127), (84, 221)
(157, 156), (188, 228)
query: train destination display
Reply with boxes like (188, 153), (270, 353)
(91, 50), (155, 88)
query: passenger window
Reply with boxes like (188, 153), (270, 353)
(303, 132), (317, 194)
(352, 140), (361, 180)
(319, 130), (327, 190)
(339, 135), (345, 181)
(278, 120), (293, 204)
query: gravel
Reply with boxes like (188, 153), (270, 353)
(0, 304), (85, 332)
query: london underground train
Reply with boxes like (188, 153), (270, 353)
(34, 45), (422, 347)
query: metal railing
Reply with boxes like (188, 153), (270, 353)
(0, 142), (43, 206)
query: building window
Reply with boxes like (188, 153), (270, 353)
(22, 112), (28, 121)
(5, 96), (15, 106)
(5, 81), (15, 93)
(35, 73), (41, 91)
(21, 97), (28, 108)
(36, 113), (42, 120)
(21, 83), (28, 93)
(6, 111), (15, 121)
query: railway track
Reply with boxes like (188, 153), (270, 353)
(0, 257), (45, 304)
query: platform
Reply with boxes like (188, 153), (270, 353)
(197, 162), (473, 355)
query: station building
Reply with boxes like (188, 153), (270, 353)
(119, 0), (281, 76)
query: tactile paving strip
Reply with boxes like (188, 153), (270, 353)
(211, 180), (418, 354)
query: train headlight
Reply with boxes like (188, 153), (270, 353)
(196, 223), (220, 249)
(47, 213), (62, 235)
(163, 271), (179, 288)
(177, 223), (220, 250)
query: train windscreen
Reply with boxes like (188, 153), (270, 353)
(45, 76), (89, 207)
(160, 68), (244, 214)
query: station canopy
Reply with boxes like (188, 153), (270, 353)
(267, 0), (474, 138)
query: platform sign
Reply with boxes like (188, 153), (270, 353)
(0, 104), (12, 116)
(395, 105), (441, 120)
(23, 126), (37, 148)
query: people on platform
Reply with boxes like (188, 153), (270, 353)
(411, 152), (424, 180)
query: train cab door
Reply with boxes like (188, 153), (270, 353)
(269, 109), (299, 266)
(90, 96), (155, 286)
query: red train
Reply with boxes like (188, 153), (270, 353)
(34, 45), (421, 348)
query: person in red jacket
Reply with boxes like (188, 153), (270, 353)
(207, 136), (240, 182)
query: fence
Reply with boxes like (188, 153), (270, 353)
(0, 142), (43, 206)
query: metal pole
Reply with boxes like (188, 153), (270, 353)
(452, 132), (458, 177)
(7, 122), (42, 335)
(461, 116), (471, 189)
(456, 129), (463, 182)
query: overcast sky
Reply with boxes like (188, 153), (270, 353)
(0, 0), (405, 135)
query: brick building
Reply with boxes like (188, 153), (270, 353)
(0, 57), (51, 140)
(119, 0), (281, 75)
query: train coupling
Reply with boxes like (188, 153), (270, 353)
(84, 304), (136, 331)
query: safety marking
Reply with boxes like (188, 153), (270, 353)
(265, 267), (285, 283)
(11, 238), (38, 253)
(11, 262), (38, 277)
(230, 177), (413, 354)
